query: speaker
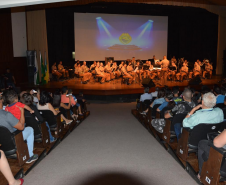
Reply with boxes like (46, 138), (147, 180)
(26, 50), (35, 67)
(189, 76), (202, 85)
(142, 78), (155, 88)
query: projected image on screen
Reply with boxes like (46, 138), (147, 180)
(74, 13), (168, 61)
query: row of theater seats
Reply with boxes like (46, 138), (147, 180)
(0, 103), (90, 185)
(132, 101), (226, 185)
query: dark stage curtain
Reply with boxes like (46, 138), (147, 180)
(46, 3), (218, 73)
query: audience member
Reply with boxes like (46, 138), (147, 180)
(21, 93), (56, 143)
(140, 87), (152, 102)
(150, 89), (165, 108)
(0, 150), (24, 185)
(165, 88), (196, 139)
(4, 69), (17, 93)
(213, 85), (225, 104)
(38, 91), (73, 124)
(0, 93), (38, 163)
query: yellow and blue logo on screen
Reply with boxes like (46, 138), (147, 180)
(119, 33), (132, 45)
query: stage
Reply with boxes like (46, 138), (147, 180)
(20, 75), (223, 100)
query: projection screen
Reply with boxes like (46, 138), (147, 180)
(74, 13), (168, 61)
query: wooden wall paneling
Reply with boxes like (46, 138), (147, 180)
(26, 10), (49, 82)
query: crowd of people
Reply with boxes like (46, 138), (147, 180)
(0, 85), (87, 185)
(51, 56), (213, 85)
(138, 84), (226, 182)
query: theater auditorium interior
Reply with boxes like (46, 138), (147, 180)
(1, 0), (226, 185)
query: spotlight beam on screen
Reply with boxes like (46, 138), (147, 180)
(137, 20), (153, 39)
(96, 17), (112, 38)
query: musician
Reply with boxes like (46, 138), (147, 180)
(95, 62), (110, 84)
(119, 61), (124, 70)
(81, 61), (92, 81)
(74, 60), (80, 68)
(203, 61), (213, 79)
(131, 57), (136, 68)
(112, 62), (120, 78)
(58, 61), (69, 78)
(127, 62), (136, 81)
(176, 62), (188, 82)
(105, 61), (115, 80)
(146, 61), (154, 78)
(171, 56), (177, 65)
(189, 61), (201, 79)
(121, 63), (133, 84)
(167, 61), (177, 81)
(183, 60), (188, 67)
(157, 56), (170, 81)
(134, 61), (144, 81)
(150, 55), (156, 66)
(74, 63), (91, 84)
(51, 62), (62, 80)
(143, 61), (150, 78)
(90, 61), (97, 75)
(100, 63), (110, 82)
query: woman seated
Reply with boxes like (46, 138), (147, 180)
(21, 93), (56, 143)
(0, 150), (24, 185)
(37, 91), (73, 125)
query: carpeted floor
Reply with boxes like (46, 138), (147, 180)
(24, 103), (196, 185)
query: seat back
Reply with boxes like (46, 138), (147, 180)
(188, 122), (224, 147)
(143, 99), (152, 109)
(172, 113), (187, 130)
(151, 104), (161, 118)
(39, 110), (57, 127)
(215, 103), (225, 109)
(0, 126), (16, 155)
(25, 115), (42, 138)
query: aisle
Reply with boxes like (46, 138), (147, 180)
(24, 103), (196, 185)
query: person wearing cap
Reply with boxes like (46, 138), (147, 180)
(203, 61), (213, 79)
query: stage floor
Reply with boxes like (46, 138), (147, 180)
(21, 75), (222, 96)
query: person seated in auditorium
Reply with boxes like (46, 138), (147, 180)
(58, 61), (69, 78)
(4, 68), (18, 93)
(104, 61), (115, 80)
(127, 62), (136, 81)
(157, 93), (174, 112)
(90, 61), (97, 75)
(189, 61), (201, 79)
(151, 93), (175, 133)
(74, 63), (91, 84)
(0, 149), (24, 185)
(1, 91), (38, 163)
(67, 89), (83, 116)
(21, 93), (56, 143)
(172, 86), (182, 104)
(112, 62), (120, 78)
(203, 61), (213, 79)
(140, 87), (152, 102)
(150, 89), (165, 108)
(38, 90), (73, 124)
(213, 85), (225, 104)
(197, 130), (226, 181)
(51, 62), (62, 80)
(121, 63), (134, 85)
(183, 92), (223, 130)
(61, 86), (83, 117)
(164, 88), (196, 139)
(167, 61), (177, 81)
(176, 62), (188, 82)
(81, 61), (92, 83)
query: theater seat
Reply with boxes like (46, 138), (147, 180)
(0, 126), (29, 166)
(200, 141), (226, 185)
(177, 122), (225, 161)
